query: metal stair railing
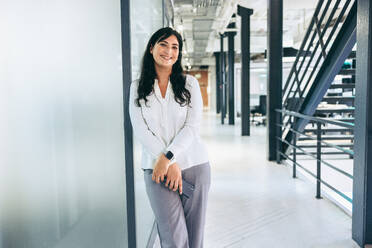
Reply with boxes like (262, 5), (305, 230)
(282, 0), (355, 124)
(276, 109), (354, 203)
(281, 0), (356, 152)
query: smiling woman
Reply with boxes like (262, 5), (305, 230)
(150, 36), (179, 68)
(135, 28), (191, 108)
(129, 27), (211, 248)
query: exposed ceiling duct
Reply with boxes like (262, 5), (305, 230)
(172, 0), (319, 67)
(173, 0), (238, 66)
(175, 0), (220, 8)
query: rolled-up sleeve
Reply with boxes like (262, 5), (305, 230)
(129, 82), (166, 159)
(166, 76), (203, 159)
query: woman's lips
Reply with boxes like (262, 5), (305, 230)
(160, 55), (172, 61)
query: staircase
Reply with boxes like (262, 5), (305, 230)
(302, 51), (355, 156)
(281, 0), (356, 155)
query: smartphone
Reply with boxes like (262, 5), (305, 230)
(144, 169), (195, 198)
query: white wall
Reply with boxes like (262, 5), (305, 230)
(209, 65), (217, 113)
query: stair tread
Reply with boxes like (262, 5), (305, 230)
(304, 128), (353, 132)
(339, 69), (356, 75)
(347, 51), (356, 59)
(323, 96), (355, 99)
(298, 136), (354, 141)
(298, 143), (354, 147)
(292, 151), (353, 155)
(299, 134), (354, 139)
(309, 118), (355, 123)
(322, 116), (355, 119)
(315, 107), (354, 111)
(329, 83), (355, 89)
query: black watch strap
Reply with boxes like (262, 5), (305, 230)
(164, 151), (174, 160)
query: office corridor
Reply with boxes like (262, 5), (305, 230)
(4, 0), (372, 246)
(196, 112), (356, 248)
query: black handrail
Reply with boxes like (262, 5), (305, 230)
(281, 0), (355, 141)
(277, 150), (352, 203)
(296, 1), (351, 105)
(282, 0), (324, 95)
(284, 0), (332, 102)
(282, 0), (354, 113)
(275, 109), (353, 203)
(276, 124), (354, 156)
(276, 109), (354, 128)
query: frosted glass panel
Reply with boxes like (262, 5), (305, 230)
(130, 0), (163, 247)
(0, 0), (127, 247)
(131, 0), (164, 80)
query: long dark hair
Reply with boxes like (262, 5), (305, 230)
(136, 27), (191, 107)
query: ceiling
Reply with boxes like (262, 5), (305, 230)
(172, 0), (319, 66)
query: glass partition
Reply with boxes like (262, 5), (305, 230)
(0, 0), (127, 247)
(130, 0), (164, 247)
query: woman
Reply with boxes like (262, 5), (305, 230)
(129, 27), (211, 248)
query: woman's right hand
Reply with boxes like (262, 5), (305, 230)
(165, 163), (183, 195)
(152, 154), (170, 184)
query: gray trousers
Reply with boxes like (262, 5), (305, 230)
(144, 162), (211, 248)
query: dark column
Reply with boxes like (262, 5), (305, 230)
(120, 0), (136, 247)
(267, 0), (283, 161)
(224, 51), (228, 120)
(214, 52), (221, 114)
(352, 0), (372, 246)
(220, 34), (226, 124)
(238, 6), (253, 136)
(226, 22), (237, 125)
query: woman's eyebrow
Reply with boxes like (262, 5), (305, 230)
(160, 40), (179, 47)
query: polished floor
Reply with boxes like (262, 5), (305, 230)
(151, 112), (358, 248)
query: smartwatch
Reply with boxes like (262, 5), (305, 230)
(164, 151), (174, 161)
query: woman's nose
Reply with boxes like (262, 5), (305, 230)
(164, 47), (171, 54)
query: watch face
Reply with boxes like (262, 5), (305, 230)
(166, 151), (174, 160)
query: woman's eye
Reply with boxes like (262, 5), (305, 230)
(172, 47), (178, 50)
(160, 43), (166, 47)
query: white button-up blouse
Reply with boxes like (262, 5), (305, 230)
(129, 74), (209, 170)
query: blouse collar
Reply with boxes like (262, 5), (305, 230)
(154, 78), (172, 102)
